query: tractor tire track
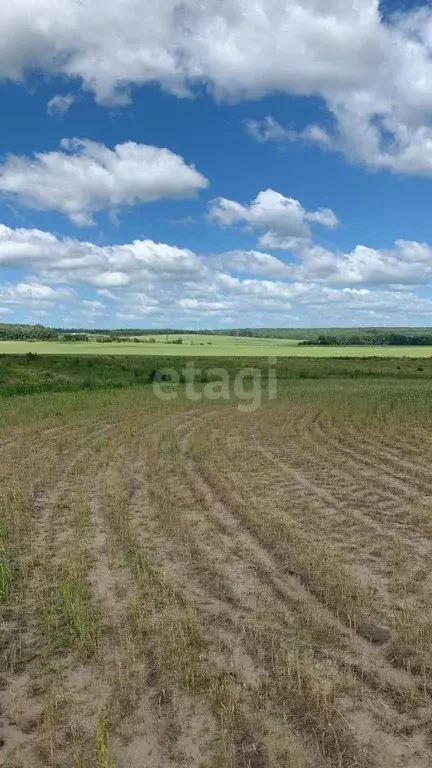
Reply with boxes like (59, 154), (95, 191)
(176, 417), (432, 729)
(0, 421), (116, 768)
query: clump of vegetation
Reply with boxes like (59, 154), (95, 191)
(0, 322), (57, 340)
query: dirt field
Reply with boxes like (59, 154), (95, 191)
(2, 381), (432, 767)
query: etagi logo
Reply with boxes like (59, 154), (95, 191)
(153, 358), (278, 413)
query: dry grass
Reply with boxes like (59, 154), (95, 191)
(2, 381), (432, 766)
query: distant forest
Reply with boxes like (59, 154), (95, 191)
(2, 323), (432, 346)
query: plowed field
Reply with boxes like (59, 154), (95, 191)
(2, 382), (432, 767)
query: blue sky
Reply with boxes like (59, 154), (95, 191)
(2, 0), (432, 328)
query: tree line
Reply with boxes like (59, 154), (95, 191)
(2, 323), (432, 345)
(300, 332), (432, 346)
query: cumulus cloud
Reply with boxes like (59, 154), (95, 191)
(214, 249), (292, 278)
(333, 111), (432, 176)
(247, 114), (432, 176)
(4, 220), (432, 300)
(292, 240), (432, 286)
(208, 189), (338, 249)
(3, 219), (432, 325)
(246, 113), (432, 176)
(0, 281), (75, 308)
(47, 93), (75, 116)
(0, 224), (206, 286)
(0, 139), (209, 225)
(4, 1), (432, 173)
(217, 240), (432, 289)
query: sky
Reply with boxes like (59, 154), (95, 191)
(2, 1), (432, 328)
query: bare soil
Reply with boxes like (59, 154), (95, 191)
(2, 392), (432, 767)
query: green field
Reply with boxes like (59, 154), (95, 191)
(2, 336), (432, 357)
(1, 352), (432, 398)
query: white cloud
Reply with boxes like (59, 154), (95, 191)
(4, 2), (432, 174)
(179, 298), (231, 312)
(216, 240), (432, 289)
(333, 110), (432, 176)
(91, 272), (131, 288)
(245, 116), (298, 144)
(245, 116), (335, 149)
(81, 299), (107, 316)
(47, 93), (75, 116)
(2, 220), (432, 325)
(305, 208), (339, 229)
(0, 139), (209, 225)
(4, 220), (432, 298)
(0, 224), (206, 287)
(246, 113), (432, 176)
(292, 240), (432, 286)
(0, 281), (75, 308)
(302, 125), (335, 148)
(214, 249), (292, 278)
(208, 189), (338, 248)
